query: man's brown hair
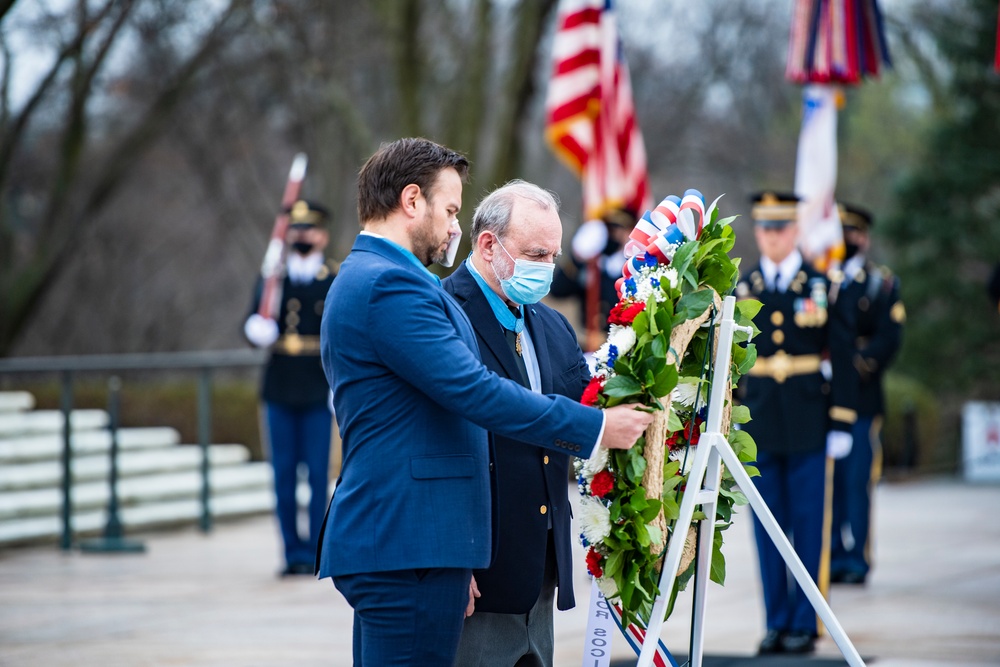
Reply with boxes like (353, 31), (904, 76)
(357, 138), (469, 224)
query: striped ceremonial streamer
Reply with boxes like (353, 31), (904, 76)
(785, 0), (891, 85)
(608, 598), (679, 667)
(545, 0), (651, 221)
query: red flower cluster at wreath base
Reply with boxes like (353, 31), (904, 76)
(586, 547), (604, 578)
(608, 301), (646, 326)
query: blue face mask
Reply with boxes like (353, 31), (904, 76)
(491, 237), (555, 305)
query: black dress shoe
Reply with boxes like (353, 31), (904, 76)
(781, 631), (816, 654)
(758, 629), (785, 654)
(839, 570), (867, 585)
(280, 562), (314, 577)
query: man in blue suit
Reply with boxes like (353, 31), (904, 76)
(316, 138), (653, 666)
(444, 181), (586, 666)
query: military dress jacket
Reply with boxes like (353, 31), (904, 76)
(833, 259), (903, 417)
(248, 260), (336, 407)
(443, 262), (589, 613)
(736, 261), (859, 456)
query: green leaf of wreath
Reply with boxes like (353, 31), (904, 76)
(651, 363), (679, 399)
(675, 289), (715, 322)
(731, 404), (751, 424)
(603, 375), (642, 398)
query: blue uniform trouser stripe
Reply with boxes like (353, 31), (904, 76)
(751, 449), (826, 634)
(264, 401), (333, 566)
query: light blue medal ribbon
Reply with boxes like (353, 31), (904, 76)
(466, 258), (524, 333)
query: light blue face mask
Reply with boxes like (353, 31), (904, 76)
(491, 237), (555, 305)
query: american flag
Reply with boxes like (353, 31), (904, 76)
(545, 0), (651, 221)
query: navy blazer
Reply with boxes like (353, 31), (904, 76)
(316, 235), (603, 578)
(443, 263), (589, 613)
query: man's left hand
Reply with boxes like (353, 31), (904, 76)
(466, 574), (481, 617)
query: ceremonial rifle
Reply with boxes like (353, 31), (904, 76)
(257, 153), (308, 319)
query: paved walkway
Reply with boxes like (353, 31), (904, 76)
(1, 476), (998, 667)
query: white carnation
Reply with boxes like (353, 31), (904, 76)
(578, 496), (612, 544)
(581, 444), (609, 479)
(672, 381), (700, 407)
(607, 325), (636, 356)
(669, 445), (696, 475)
(596, 574), (620, 600)
(593, 342), (610, 367)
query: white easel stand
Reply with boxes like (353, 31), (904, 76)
(637, 295), (865, 667)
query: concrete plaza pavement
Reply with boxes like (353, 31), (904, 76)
(1, 476), (998, 667)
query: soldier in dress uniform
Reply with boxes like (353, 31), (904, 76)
(736, 192), (858, 655)
(827, 203), (904, 585)
(244, 199), (337, 576)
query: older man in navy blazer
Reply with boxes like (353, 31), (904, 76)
(444, 181), (586, 666)
(315, 138), (652, 666)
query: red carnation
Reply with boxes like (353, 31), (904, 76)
(666, 432), (681, 451)
(608, 301), (646, 326)
(586, 547), (604, 578)
(590, 470), (615, 498)
(686, 416), (704, 446)
(581, 376), (604, 406)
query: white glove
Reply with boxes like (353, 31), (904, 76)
(826, 431), (853, 460)
(244, 313), (280, 348)
(572, 219), (609, 261)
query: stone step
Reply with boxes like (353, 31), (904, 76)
(0, 444), (252, 491)
(0, 427), (180, 463)
(0, 409), (109, 438)
(0, 489), (277, 545)
(0, 391), (34, 414)
(0, 463), (272, 520)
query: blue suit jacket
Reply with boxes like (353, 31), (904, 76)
(443, 263), (589, 613)
(316, 235), (603, 578)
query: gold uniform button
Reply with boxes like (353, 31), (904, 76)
(772, 330), (785, 345)
(770, 311), (784, 326)
(539, 505), (548, 515)
(543, 456), (549, 465)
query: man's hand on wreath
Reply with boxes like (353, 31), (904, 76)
(600, 405), (655, 450)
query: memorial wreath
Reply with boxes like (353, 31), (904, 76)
(575, 191), (763, 627)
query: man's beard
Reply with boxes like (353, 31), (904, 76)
(411, 210), (448, 265)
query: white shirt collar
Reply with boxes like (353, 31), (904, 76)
(760, 250), (802, 292)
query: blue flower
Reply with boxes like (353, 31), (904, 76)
(644, 253), (659, 267)
(624, 278), (636, 295)
(651, 277), (660, 288)
(607, 344), (619, 368)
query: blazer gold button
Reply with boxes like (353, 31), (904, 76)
(543, 455), (549, 464)
(539, 505), (548, 515)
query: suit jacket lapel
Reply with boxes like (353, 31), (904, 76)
(449, 264), (527, 384)
(525, 306), (553, 394)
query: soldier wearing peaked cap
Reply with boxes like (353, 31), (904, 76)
(244, 199), (338, 577)
(736, 191), (859, 655)
(827, 203), (904, 586)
